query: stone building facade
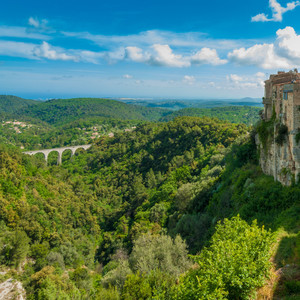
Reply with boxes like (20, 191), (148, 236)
(258, 70), (300, 185)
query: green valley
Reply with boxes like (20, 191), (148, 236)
(0, 96), (298, 299)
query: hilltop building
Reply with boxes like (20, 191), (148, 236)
(257, 70), (300, 185)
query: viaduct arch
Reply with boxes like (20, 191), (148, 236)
(23, 144), (92, 165)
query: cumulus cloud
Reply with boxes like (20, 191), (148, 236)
(125, 46), (148, 63)
(33, 42), (78, 61)
(274, 26), (300, 63)
(125, 44), (226, 67)
(252, 0), (300, 22)
(191, 47), (227, 65)
(149, 44), (189, 67)
(228, 43), (291, 69)
(228, 26), (300, 69)
(125, 44), (189, 67)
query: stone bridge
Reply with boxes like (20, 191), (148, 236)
(23, 144), (92, 165)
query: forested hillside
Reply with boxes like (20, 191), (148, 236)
(14, 98), (169, 125)
(0, 96), (263, 151)
(0, 117), (140, 150)
(0, 116), (299, 299)
(0, 95), (37, 113)
(161, 106), (261, 125)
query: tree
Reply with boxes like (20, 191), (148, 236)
(129, 233), (191, 277)
(175, 216), (274, 300)
(10, 230), (30, 271)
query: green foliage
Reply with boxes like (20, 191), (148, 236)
(296, 128), (300, 144)
(31, 242), (50, 271)
(256, 119), (274, 150)
(161, 106), (261, 126)
(46, 251), (65, 270)
(0, 109), (298, 300)
(275, 124), (288, 145)
(175, 216), (274, 300)
(122, 272), (152, 300)
(101, 260), (132, 289)
(1, 230), (30, 270)
(29, 266), (81, 299)
(285, 280), (300, 294)
(129, 234), (191, 277)
(0, 95), (37, 113)
(16, 98), (168, 125)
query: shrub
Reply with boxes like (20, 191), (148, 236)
(256, 119), (274, 150)
(175, 215), (274, 300)
(129, 233), (191, 277)
(121, 272), (152, 300)
(275, 124), (288, 145)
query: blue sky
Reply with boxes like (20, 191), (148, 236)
(1, 0), (300, 99)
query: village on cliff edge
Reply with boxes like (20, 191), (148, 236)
(258, 69), (300, 185)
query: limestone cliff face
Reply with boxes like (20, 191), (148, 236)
(256, 129), (300, 186)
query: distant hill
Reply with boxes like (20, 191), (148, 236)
(119, 98), (263, 110)
(0, 95), (38, 113)
(160, 106), (262, 125)
(1, 96), (262, 127)
(14, 98), (170, 125)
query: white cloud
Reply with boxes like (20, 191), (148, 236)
(0, 40), (38, 59)
(125, 44), (189, 67)
(191, 47), (227, 65)
(62, 29), (249, 51)
(226, 73), (267, 89)
(256, 71), (266, 78)
(251, 13), (270, 22)
(274, 26), (300, 63)
(125, 46), (148, 63)
(0, 26), (50, 40)
(28, 17), (49, 29)
(33, 42), (78, 61)
(228, 26), (300, 69)
(124, 44), (226, 68)
(149, 44), (189, 67)
(252, 0), (300, 22)
(228, 43), (291, 69)
(227, 74), (243, 84)
(123, 74), (133, 79)
(79, 50), (105, 64)
(183, 75), (196, 85)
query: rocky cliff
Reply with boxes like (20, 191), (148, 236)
(256, 121), (300, 185)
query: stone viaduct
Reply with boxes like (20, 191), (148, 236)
(23, 144), (92, 165)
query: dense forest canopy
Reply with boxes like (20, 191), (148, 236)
(0, 95), (37, 113)
(0, 95), (261, 152)
(0, 95), (261, 126)
(161, 106), (261, 125)
(0, 97), (299, 299)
